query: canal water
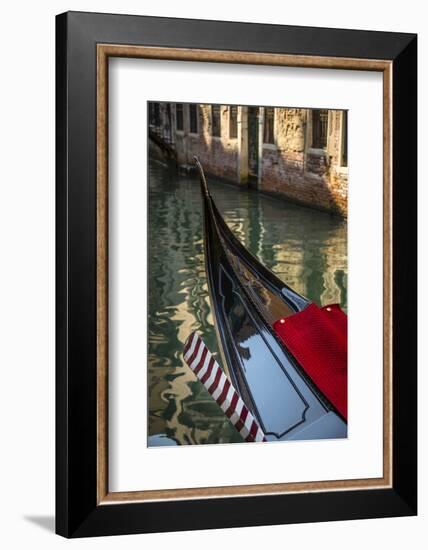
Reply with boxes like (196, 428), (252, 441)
(148, 159), (347, 446)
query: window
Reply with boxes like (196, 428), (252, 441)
(341, 111), (348, 167)
(189, 104), (198, 134)
(311, 109), (328, 149)
(211, 105), (221, 137)
(176, 103), (183, 131)
(229, 106), (238, 139)
(263, 107), (275, 145)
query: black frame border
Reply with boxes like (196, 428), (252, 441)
(56, 11), (417, 537)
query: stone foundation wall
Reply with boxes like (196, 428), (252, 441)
(260, 148), (348, 216)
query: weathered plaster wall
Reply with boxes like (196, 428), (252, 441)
(174, 105), (239, 181)
(150, 103), (348, 216)
(259, 108), (348, 216)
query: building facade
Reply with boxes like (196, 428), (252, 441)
(149, 102), (348, 216)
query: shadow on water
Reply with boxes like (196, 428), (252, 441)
(148, 159), (347, 447)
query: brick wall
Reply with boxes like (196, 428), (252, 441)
(150, 103), (348, 216)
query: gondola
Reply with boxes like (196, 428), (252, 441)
(194, 157), (347, 441)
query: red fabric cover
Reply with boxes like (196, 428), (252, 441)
(273, 304), (347, 420)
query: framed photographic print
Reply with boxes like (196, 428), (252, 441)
(56, 11), (417, 537)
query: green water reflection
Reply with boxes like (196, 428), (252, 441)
(148, 159), (347, 446)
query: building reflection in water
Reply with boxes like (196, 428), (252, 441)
(148, 159), (347, 446)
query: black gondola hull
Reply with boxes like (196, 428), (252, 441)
(197, 159), (347, 441)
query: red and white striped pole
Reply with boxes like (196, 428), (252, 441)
(183, 332), (266, 443)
